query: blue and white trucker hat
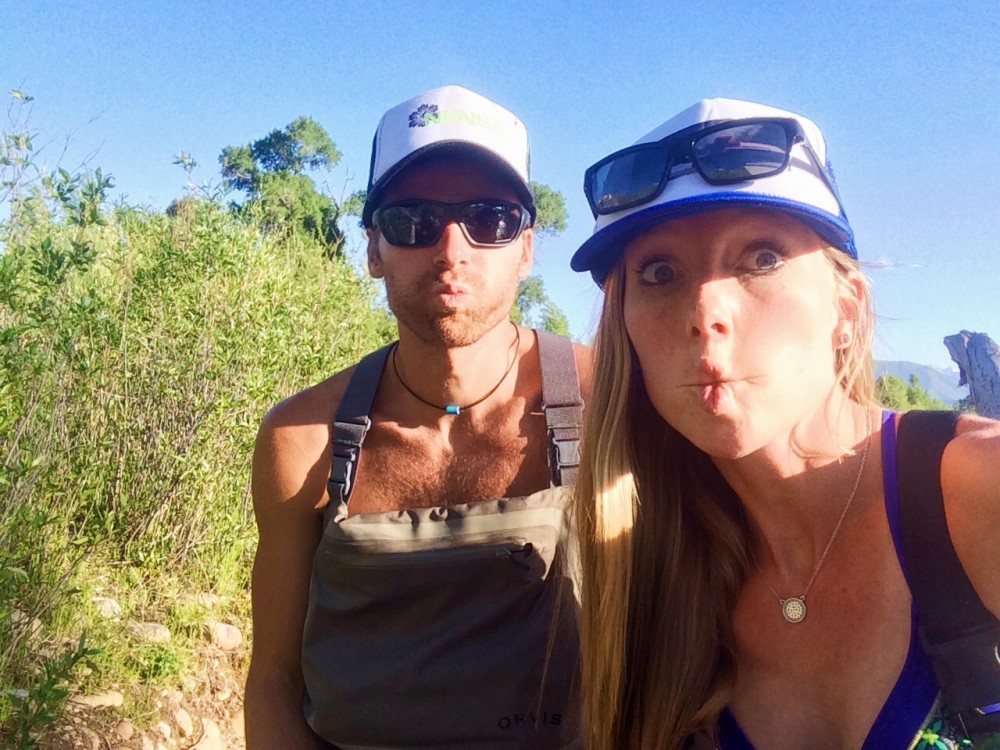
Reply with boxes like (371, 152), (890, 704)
(362, 85), (535, 227)
(571, 98), (856, 285)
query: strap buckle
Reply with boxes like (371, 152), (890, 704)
(921, 623), (1000, 738)
(547, 423), (580, 487)
(328, 417), (371, 503)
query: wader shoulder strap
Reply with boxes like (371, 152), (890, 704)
(328, 344), (393, 506)
(329, 332), (584, 504)
(897, 409), (1000, 737)
(536, 331), (584, 487)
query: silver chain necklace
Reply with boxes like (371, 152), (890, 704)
(751, 418), (872, 624)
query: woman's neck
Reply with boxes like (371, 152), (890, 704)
(713, 400), (879, 580)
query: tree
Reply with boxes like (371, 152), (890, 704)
(511, 275), (570, 337)
(876, 374), (951, 412)
(218, 144), (257, 195)
(530, 181), (567, 237)
(515, 182), (571, 335)
(253, 116), (340, 174)
(876, 375), (908, 411)
(219, 117), (346, 257)
(220, 117), (341, 191)
(340, 189), (366, 221)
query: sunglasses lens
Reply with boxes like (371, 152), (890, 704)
(589, 146), (669, 214)
(461, 203), (525, 244)
(693, 122), (791, 183)
(376, 204), (444, 246)
(375, 201), (526, 247)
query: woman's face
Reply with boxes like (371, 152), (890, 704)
(622, 208), (850, 459)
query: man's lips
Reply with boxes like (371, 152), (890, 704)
(430, 282), (472, 310)
(430, 276), (471, 295)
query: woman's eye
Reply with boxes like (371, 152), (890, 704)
(638, 260), (675, 285)
(750, 247), (783, 272)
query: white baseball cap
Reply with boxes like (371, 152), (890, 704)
(362, 85), (535, 227)
(571, 98), (856, 285)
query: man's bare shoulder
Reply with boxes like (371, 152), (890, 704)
(252, 366), (359, 516)
(571, 341), (594, 402)
(262, 368), (355, 436)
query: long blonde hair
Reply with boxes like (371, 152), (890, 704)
(575, 247), (876, 749)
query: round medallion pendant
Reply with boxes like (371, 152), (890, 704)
(781, 597), (807, 623)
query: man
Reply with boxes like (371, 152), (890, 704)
(245, 85), (590, 750)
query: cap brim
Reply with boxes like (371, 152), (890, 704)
(363, 142), (536, 227)
(571, 193), (856, 286)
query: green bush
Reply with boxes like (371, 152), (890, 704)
(1, 94), (394, 741)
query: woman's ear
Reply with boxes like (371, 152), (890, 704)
(834, 270), (865, 350)
(835, 327), (853, 349)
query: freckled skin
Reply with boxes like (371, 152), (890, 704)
(367, 160), (533, 347)
(617, 209), (1000, 750)
(622, 207), (845, 459)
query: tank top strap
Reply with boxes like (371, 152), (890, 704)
(880, 410), (911, 583)
(717, 410), (939, 749)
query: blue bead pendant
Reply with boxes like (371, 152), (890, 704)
(445, 405), (461, 416)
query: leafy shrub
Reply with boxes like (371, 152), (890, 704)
(1, 92), (394, 739)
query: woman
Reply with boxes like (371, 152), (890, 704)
(569, 98), (1000, 749)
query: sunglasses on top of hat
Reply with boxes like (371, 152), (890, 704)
(372, 200), (530, 248)
(584, 118), (845, 219)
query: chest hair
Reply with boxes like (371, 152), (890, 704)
(346, 407), (550, 514)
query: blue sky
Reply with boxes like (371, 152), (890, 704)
(3, 0), (997, 370)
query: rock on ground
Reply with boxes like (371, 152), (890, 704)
(128, 620), (171, 643)
(204, 621), (242, 651)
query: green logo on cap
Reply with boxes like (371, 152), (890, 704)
(409, 104), (503, 130)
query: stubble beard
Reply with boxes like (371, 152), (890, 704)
(384, 268), (521, 347)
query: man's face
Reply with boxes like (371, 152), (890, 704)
(367, 157), (533, 347)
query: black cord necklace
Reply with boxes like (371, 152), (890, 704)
(392, 324), (520, 416)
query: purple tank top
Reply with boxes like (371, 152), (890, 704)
(718, 411), (940, 749)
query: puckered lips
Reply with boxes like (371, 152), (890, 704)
(684, 361), (740, 415)
(431, 276), (472, 309)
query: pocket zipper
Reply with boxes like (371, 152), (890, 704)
(326, 540), (538, 569)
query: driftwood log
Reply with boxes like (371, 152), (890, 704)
(944, 330), (1000, 418)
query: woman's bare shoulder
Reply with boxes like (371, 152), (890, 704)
(947, 413), (1000, 492)
(942, 413), (1000, 616)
